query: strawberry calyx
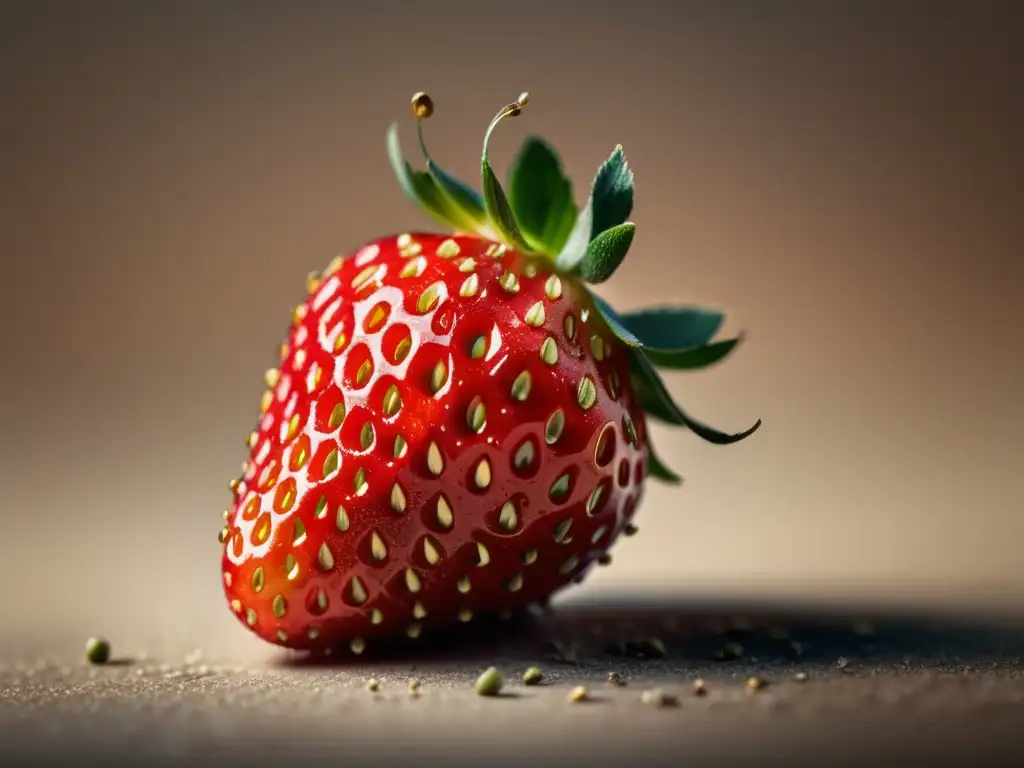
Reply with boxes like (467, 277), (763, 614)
(387, 92), (761, 483)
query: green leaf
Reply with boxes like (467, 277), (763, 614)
(482, 158), (533, 252)
(577, 222), (636, 283)
(507, 137), (578, 256)
(554, 201), (593, 271)
(387, 123), (477, 231)
(678, 407), (761, 445)
(589, 292), (643, 347)
(643, 336), (742, 370)
(629, 355), (683, 425)
(425, 158), (490, 232)
(646, 442), (682, 484)
(629, 349), (761, 444)
(555, 145), (634, 272)
(589, 145), (634, 236)
(618, 307), (725, 352)
(610, 306), (740, 370)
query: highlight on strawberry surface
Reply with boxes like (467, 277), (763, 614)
(218, 90), (761, 654)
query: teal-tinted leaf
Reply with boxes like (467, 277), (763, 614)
(629, 357), (682, 425)
(646, 442), (682, 484)
(589, 145), (634, 236)
(426, 159), (490, 231)
(677, 406), (761, 445)
(643, 336), (742, 370)
(577, 222), (635, 284)
(507, 137), (578, 256)
(482, 158), (533, 252)
(619, 307), (724, 352)
(555, 144), (634, 272)
(387, 123), (476, 231)
(629, 349), (761, 444)
(589, 292), (643, 347)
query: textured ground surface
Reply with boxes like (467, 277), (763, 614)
(4, 596), (1024, 766)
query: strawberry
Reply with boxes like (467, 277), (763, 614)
(219, 91), (760, 653)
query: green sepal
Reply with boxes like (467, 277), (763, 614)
(629, 348), (761, 444)
(618, 307), (724, 352)
(643, 336), (742, 370)
(629, 353), (684, 425)
(507, 137), (578, 257)
(646, 441), (683, 484)
(577, 222), (636, 284)
(387, 123), (478, 232)
(588, 145), (634, 235)
(554, 201), (593, 271)
(592, 294), (742, 371)
(590, 293), (643, 347)
(556, 145), (635, 272)
(482, 155), (533, 252)
(424, 158), (490, 234)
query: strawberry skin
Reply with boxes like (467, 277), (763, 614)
(221, 233), (648, 651)
(219, 90), (760, 653)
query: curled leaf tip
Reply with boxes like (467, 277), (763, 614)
(737, 418), (762, 439)
(702, 417), (762, 445)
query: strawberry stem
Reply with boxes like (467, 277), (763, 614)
(481, 92), (531, 163)
(479, 94), (535, 252)
(411, 94), (445, 177)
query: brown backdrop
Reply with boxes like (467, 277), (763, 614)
(1, 0), (1021, 656)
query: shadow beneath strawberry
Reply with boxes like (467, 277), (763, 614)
(275, 594), (1024, 675)
(101, 657), (136, 667)
(280, 610), (548, 667)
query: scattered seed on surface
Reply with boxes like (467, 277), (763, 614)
(85, 637), (110, 665)
(475, 666), (504, 696)
(409, 679), (421, 694)
(568, 685), (589, 703)
(746, 676), (767, 692)
(641, 688), (679, 707)
(366, 678), (380, 692)
(522, 667), (544, 685)
(794, 672), (808, 682)
(693, 678), (708, 696)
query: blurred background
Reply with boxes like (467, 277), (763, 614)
(1, 0), (1021, 655)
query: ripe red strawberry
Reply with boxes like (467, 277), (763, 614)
(220, 91), (759, 653)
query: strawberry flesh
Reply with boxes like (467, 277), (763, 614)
(221, 233), (647, 651)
